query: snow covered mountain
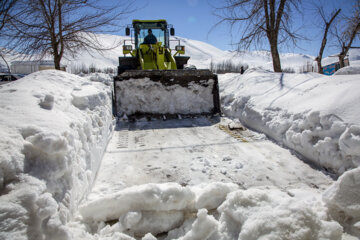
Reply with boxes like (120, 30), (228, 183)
(68, 34), (314, 71)
(1, 33), (313, 72)
(3, 33), (358, 73)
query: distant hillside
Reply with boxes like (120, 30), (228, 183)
(3, 33), (360, 73)
(66, 34), (316, 72)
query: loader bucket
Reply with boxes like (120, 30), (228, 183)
(113, 69), (220, 119)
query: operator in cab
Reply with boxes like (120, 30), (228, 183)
(143, 29), (157, 44)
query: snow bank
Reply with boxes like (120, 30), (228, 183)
(334, 66), (360, 75)
(115, 78), (215, 116)
(74, 182), (341, 240)
(0, 70), (113, 239)
(323, 167), (360, 237)
(84, 72), (113, 86)
(220, 69), (360, 174)
(216, 187), (342, 240)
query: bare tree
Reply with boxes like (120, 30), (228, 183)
(0, 0), (18, 73)
(212, 0), (301, 72)
(0, 0), (18, 31)
(315, 7), (341, 74)
(333, 1), (360, 68)
(2, 0), (135, 70)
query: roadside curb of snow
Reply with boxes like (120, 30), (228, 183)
(219, 69), (360, 238)
(0, 70), (114, 239)
(221, 79), (359, 175)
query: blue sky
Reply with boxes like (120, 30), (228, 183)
(118, 0), (359, 57)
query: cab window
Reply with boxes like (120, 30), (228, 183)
(137, 29), (165, 47)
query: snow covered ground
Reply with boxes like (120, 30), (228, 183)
(1, 69), (360, 239)
(68, 117), (343, 240)
(1, 35), (360, 239)
(69, 68), (360, 239)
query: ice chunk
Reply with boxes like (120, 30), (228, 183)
(179, 209), (218, 240)
(323, 167), (360, 237)
(36, 192), (58, 220)
(121, 211), (142, 229)
(142, 233), (157, 240)
(39, 94), (55, 110)
(72, 85), (107, 110)
(121, 211), (184, 236)
(191, 182), (238, 210)
(24, 132), (68, 157)
(87, 72), (113, 85)
(339, 125), (360, 156)
(79, 183), (195, 222)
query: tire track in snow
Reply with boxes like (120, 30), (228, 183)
(89, 117), (333, 200)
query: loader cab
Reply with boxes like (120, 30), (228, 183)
(132, 20), (172, 49)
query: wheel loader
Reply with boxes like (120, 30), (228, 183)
(113, 19), (221, 119)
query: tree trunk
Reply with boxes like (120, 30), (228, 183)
(317, 9), (341, 74)
(316, 58), (323, 74)
(270, 41), (282, 72)
(338, 21), (360, 69)
(54, 54), (61, 70)
(339, 54), (345, 68)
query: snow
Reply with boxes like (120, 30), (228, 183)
(334, 65), (360, 75)
(84, 72), (114, 86)
(219, 187), (342, 240)
(114, 78), (215, 115)
(78, 182), (238, 237)
(219, 68), (360, 174)
(2, 35), (360, 239)
(72, 183), (342, 240)
(0, 70), (113, 239)
(79, 183), (195, 222)
(217, 64), (360, 239)
(323, 167), (360, 236)
(177, 209), (218, 240)
(67, 115), (338, 239)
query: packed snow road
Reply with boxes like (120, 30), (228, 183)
(87, 117), (332, 202)
(70, 116), (340, 239)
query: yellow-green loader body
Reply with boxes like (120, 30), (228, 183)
(113, 19), (220, 119)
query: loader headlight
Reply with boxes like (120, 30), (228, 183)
(175, 45), (185, 51)
(123, 45), (133, 51)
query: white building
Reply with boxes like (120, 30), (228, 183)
(11, 60), (66, 74)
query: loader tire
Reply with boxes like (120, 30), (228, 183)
(118, 57), (138, 74)
(174, 56), (190, 69)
